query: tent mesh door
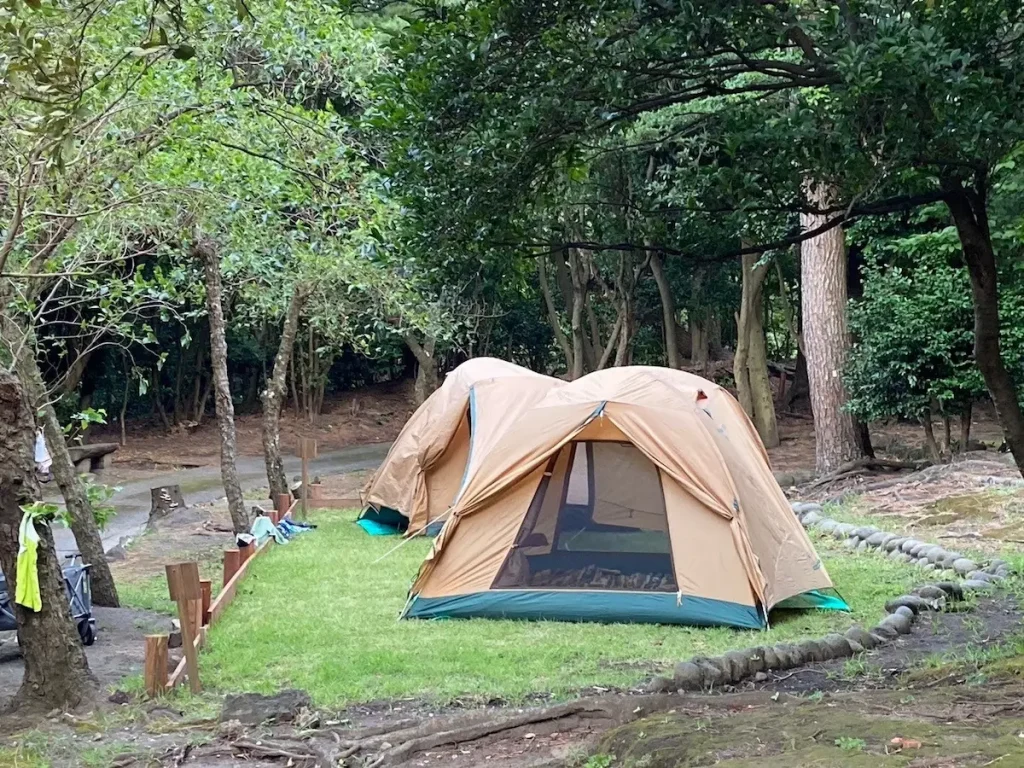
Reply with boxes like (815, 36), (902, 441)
(492, 441), (677, 592)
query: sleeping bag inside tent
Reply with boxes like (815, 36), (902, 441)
(358, 358), (559, 535)
(401, 367), (848, 629)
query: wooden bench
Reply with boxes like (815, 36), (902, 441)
(66, 442), (118, 472)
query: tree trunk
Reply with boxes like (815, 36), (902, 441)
(406, 332), (439, 404)
(0, 318), (120, 607)
(784, 347), (811, 412)
(800, 183), (862, 474)
(943, 177), (1024, 477)
(0, 369), (97, 713)
(649, 253), (679, 368)
(921, 412), (941, 461)
(119, 355), (130, 447)
(941, 414), (952, 458)
(567, 249), (587, 381)
(196, 237), (249, 534)
(262, 285), (307, 502)
(539, 257), (575, 374)
(690, 266), (709, 369)
(152, 367), (170, 431)
(960, 403), (973, 452)
(735, 251), (779, 448)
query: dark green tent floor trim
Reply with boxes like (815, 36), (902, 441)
(403, 589), (767, 629)
(357, 505), (407, 535)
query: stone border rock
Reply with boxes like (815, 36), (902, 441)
(644, 502), (1017, 694)
(790, 501), (1014, 586)
(646, 581), (962, 693)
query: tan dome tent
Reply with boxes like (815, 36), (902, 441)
(359, 358), (560, 535)
(401, 367), (847, 628)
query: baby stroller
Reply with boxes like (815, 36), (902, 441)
(0, 554), (96, 646)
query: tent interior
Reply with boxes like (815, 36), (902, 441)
(494, 440), (677, 593)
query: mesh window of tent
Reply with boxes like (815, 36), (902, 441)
(493, 441), (677, 592)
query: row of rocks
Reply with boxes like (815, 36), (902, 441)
(647, 581), (964, 693)
(790, 501), (1014, 590)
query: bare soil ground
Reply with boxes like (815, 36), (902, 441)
(90, 381), (413, 471)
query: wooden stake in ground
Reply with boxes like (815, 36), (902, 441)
(165, 562), (203, 693)
(144, 634), (169, 698)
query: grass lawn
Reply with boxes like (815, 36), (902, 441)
(190, 509), (922, 708)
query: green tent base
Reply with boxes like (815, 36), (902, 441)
(404, 589), (767, 629)
(356, 506), (407, 536)
(402, 587), (850, 629)
(774, 588), (850, 612)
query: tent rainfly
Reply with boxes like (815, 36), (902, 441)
(358, 358), (560, 535)
(401, 366), (848, 629)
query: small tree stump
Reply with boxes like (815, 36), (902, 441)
(150, 485), (185, 522)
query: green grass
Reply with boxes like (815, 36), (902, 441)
(196, 510), (920, 708)
(118, 553), (223, 616)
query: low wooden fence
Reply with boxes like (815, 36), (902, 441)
(142, 484), (361, 697)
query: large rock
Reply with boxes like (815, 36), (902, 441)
(961, 579), (994, 592)
(933, 582), (965, 600)
(646, 675), (675, 693)
(761, 646), (781, 670)
(821, 634), (853, 659)
(913, 585), (948, 601)
(866, 531), (889, 547)
(833, 523), (857, 540)
(853, 526), (879, 540)
(743, 648), (768, 675)
(925, 547), (948, 564)
(870, 623), (899, 641)
(885, 595), (930, 614)
(884, 537), (906, 552)
(791, 502), (823, 515)
(844, 625), (877, 650)
(672, 661), (703, 690)
(816, 519), (839, 535)
(901, 539), (922, 554)
(221, 690), (313, 725)
(722, 650), (753, 682)
(800, 511), (821, 527)
(967, 570), (998, 584)
(910, 542), (931, 557)
(953, 558), (979, 576)
(985, 559), (1009, 574)
(878, 612), (913, 635)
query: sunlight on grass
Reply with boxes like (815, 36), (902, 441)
(196, 510), (921, 707)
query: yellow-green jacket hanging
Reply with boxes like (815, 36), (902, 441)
(15, 512), (41, 612)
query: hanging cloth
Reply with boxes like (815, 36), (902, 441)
(15, 511), (42, 612)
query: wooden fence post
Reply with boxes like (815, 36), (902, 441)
(166, 562), (203, 693)
(144, 634), (169, 697)
(200, 579), (212, 626)
(223, 548), (241, 587)
(275, 493), (290, 523)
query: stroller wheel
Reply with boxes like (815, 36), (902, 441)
(77, 618), (95, 646)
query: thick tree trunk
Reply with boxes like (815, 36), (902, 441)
(538, 257), (574, 374)
(960, 403), (973, 452)
(800, 183), (862, 474)
(262, 285), (308, 501)
(921, 413), (941, 461)
(0, 370), (97, 713)
(735, 252), (779, 448)
(943, 177), (1024, 477)
(196, 238), (249, 534)
(406, 332), (439, 404)
(649, 253), (679, 368)
(567, 249), (587, 381)
(784, 348), (811, 412)
(0, 319), (120, 607)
